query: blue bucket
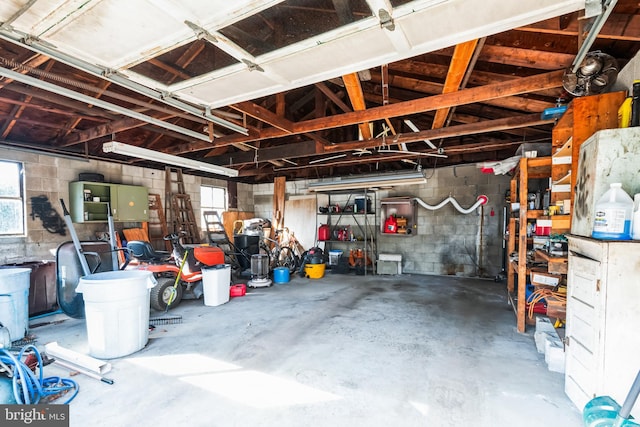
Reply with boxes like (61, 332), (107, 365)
(273, 267), (290, 284)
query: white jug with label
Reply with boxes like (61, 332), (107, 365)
(632, 194), (640, 240)
(592, 182), (633, 240)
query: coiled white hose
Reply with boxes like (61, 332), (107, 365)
(413, 195), (488, 214)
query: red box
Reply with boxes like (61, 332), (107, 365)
(535, 219), (552, 236)
(230, 283), (246, 297)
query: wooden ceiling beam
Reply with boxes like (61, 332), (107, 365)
(5, 85), (121, 120)
(230, 101), (295, 133)
(431, 39), (479, 130)
(192, 70), (563, 153)
(315, 82), (351, 113)
(2, 60), (56, 138)
(59, 117), (149, 147)
(517, 14), (640, 42)
(58, 79), (112, 139)
(211, 113), (551, 166)
(386, 60), (561, 98)
(367, 72), (556, 112)
(236, 139), (521, 177)
(322, 113), (553, 153)
(0, 95), (108, 121)
(342, 72), (372, 139)
(0, 114), (87, 132)
(478, 45), (574, 70)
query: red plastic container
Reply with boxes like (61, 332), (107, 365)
(384, 216), (398, 233)
(230, 283), (246, 297)
(318, 224), (330, 241)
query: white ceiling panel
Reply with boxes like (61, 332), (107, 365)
(0, 0), (585, 128)
(180, 67), (287, 107)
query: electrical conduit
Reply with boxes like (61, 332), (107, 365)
(413, 195), (488, 214)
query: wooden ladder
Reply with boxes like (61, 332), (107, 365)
(165, 167), (200, 244)
(146, 193), (171, 251)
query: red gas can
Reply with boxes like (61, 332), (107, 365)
(318, 224), (330, 241)
(384, 216), (398, 233)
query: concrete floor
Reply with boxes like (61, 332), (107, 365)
(30, 273), (582, 427)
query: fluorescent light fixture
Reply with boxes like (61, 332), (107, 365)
(308, 170), (426, 192)
(103, 141), (238, 177)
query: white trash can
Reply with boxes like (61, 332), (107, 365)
(0, 268), (31, 342)
(202, 264), (231, 307)
(76, 270), (156, 359)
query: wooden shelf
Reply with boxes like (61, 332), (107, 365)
(535, 249), (568, 274)
(507, 157), (552, 333)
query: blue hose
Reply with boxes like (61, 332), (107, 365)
(0, 345), (78, 404)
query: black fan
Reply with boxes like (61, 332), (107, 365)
(562, 51), (619, 97)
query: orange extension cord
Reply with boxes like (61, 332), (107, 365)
(527, 286), (567, 320)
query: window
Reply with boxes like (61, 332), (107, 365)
(200, 185), (227, 230)
(0, 160), (25, 236)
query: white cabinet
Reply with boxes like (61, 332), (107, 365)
(565, 235), (640, 417)
(571, 127), (640, 237)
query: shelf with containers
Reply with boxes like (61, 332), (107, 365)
(379, 197), (417, 236)
(315, 190), (377, 274)
(506, 156), (552, 333)
(549, 91), (626, 234)
(69, 181), (149, 223)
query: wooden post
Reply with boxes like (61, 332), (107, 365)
(272, 176), (286, 239)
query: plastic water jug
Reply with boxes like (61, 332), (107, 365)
(632, 194), (640, 240)
(592, 182), (633, 240)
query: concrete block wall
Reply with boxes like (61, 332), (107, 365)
(2, 145), (505, 278)
(0, 147), (211, 265)
(377, 164), (509, 278)
(251, 179), (307, 220)
(251, 165), (510, 278)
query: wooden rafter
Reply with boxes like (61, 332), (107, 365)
(322, 113), (553, 153)
(212, 113), (552, 166)
(431, 39), (479, 130)
(230, 101), (294, 133)
(342, 72), (371, 139)
(1, 60), (55, 139)
(315, 82), (351, 113)
(191, 70), (563, 155)
(236, 139), (523, 177)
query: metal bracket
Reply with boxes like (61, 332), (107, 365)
(584, 0), (603, 19)
(185, 20), (217, 42)
(378, 9), (395, 31)
(242, 59), (264, 72)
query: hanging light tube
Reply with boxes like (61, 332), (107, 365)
(308, 170), (426, 191)
(103, 141), (238, 177)
(0, 29), (248, 135)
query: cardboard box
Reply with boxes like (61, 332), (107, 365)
(546, 297), (566, 320)
(551, 215), (571, 231)
(530, 269), (562, 287)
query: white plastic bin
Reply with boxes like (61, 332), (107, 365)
(328, 250), (343, 266)
(0, 268), (31, 342)
(76, 270), (156, 359)
(202, 264), (231, 307)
